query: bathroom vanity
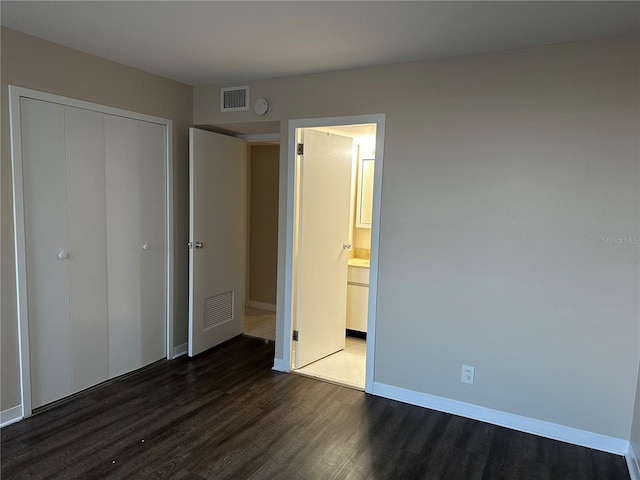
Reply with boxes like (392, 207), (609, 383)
(347, 259), (369, 333)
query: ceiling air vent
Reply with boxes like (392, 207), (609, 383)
(221, 86), (249, 112)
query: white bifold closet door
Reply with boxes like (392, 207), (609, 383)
(105, 115), (166, 377)
(21, 98), (166, 409)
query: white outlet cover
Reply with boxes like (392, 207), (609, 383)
(462, 365), (475, 384)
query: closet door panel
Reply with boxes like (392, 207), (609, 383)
(138, 121), (167, 365)
(105, 115), (142, 377)
(20, 98), (73, 408)
(65, 106), (109, 392)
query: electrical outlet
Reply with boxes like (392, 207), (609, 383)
(462, 365), (475, 384)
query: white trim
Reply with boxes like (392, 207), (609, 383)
(165, 115), (175, 364)
(293, 127), (304, 370)
(239, 133), (280, 142)
(9, 86), (174, 417)
(281, 123), (296, 373)
(0, 405), (23, 428)
(11, 87), (174, 125)
(188, 129), (196, 357)
(172, 343), (188, 359)
(272, 357), (289, 372)
(364, 116), (385, 394)
(247, 301), (276, 312)
(282, 114), (386, 392)
(628, 443), (640, 480)
(9, 86), (32, 419)
(372, 381), (629, 455)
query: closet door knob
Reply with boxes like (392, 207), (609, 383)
(57, 250), (69, 260)
(142, 243), (150, 251)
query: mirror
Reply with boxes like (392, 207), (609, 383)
(356, 157), (374, 228)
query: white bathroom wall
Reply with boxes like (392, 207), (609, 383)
(352, 136), (375, 253)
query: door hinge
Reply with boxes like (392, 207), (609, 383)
(297, 143), (304, 155)
(292, 330), (299, 341)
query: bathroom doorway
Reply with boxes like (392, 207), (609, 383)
(286, 116), (385, 391)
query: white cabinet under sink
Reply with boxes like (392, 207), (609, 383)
(347, 264), (369, 333)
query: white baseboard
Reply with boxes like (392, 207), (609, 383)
(247, 301), (276, 312)
(1, 405), (23, 428)
(372, 382), (628, 455)
(172, 342), (188, 359)
(628, 443), (640, 480)
(272, 357), (289, 372)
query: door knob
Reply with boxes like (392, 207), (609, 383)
(142, 243), (150, 251)
(195, 241), (204, 249)
(342, 242), (352, 250)
(57, 250), (69, 260)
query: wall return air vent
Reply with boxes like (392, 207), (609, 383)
(220, 86), (249, 112)
(203, 290), (234, 330)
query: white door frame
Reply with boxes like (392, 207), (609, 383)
(280, 114), (385, 394)
(8, 86), (174, 417)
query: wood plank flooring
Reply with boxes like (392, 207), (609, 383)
(1, 336), (630, 479)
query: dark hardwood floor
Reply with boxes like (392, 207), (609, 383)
(1, 336), (630, 479)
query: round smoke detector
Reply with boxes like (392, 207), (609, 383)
(253, 97), (270, 115)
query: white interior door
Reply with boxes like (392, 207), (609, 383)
(105, 115), (143, 377)
(189, 128), (246, 357)
(295, 128), (353, 368)
(138, 121), (168, 366)
(65, 105), (109, 393)
(21, 98), (73, 408)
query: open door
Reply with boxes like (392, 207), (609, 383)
(294, 128), (353, 368)
(188, 128), (246, 357)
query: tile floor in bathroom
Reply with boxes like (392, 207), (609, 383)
(295, 336), (366, 390)
(243, 307), (276, 341)
(243, 306), (366, 390)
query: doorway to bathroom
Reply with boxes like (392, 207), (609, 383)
(285, 115), (385, 392)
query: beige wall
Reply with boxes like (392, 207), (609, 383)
(1, 27), (193, 411)
(195, 37), (639, 440)
(2, 27), (637, 445)
(248, 144), (279, 306)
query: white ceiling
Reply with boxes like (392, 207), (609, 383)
(2, 1), (638, 86)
